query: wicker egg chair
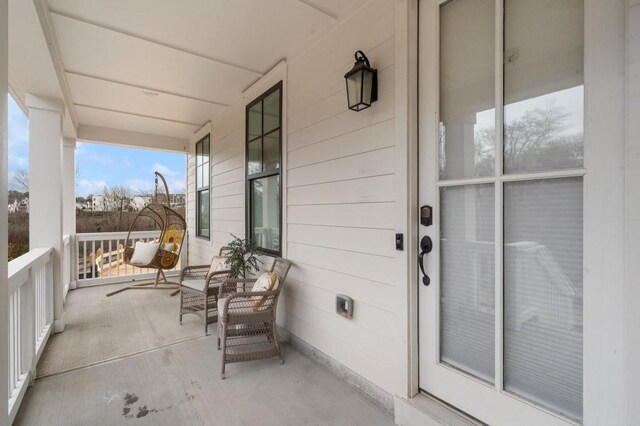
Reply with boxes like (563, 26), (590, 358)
(106, 172), (186, 297)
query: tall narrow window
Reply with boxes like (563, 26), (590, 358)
(246, 82), (282, 254)
(195, 134), (210, 239)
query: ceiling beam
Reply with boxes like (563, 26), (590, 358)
(66, 70), (230, 107)
(78, 125), (189, 153)
(293, 0), (339, 20)
(49, 9), (265, 76)
(74, 104), (203, 127)
(33, 0), (79, 135)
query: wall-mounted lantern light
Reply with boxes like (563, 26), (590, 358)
(344, 50), (378, 111)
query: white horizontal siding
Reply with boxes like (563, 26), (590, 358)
(287, 66), (395, 152)
(185, 0), (403, 395)
(288, 174), (395, 205)
(283, 0), (401, 393)
(288, 224), (396, 258)
(288, 117), (395, 169)
(210, 105), (246, 250)
(288, 202), (395, 229)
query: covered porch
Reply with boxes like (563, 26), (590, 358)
(13, 282), (392, 425)
(2, 0), (640, 425)
(4, 0), (410, 424)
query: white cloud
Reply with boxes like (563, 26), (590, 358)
(77, 179), (108, 196)
(8, 154), (27, 169)
(126, 177), (185, 195)
(87, 153), (114, 166)
(151, 163), (179, 178)
(168, 178), (186, 194)
(125, 178), (155, 194)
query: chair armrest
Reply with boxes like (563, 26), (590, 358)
(205, 270), (233, 286)
(180, 265), (210, 281)
(217, 277), (257, 298)
(221, 290), (279, 315)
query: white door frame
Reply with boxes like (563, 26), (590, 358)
(394, 0), (421, 399)
(406, 0), (628, 424)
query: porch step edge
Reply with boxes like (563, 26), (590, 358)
(394, 393), (485, 426)
(277, 325), (394, 413)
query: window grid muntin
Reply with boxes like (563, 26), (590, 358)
(246, 81), (282, 254)
(434, 0), (585, 408)
(196, 134), (210, 239)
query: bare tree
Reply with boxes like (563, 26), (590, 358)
(13, 169), (29, 192)
(103, 185), (133, 229)
(473, 104), (583, 174)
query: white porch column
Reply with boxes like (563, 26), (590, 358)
(0, 0), (9, 424)
(63, 138), (76, 290)
(26, 94), (66, 333)
(62, 138), (75, 235)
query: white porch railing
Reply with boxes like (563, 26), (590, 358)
(75, 231), (185, 286)
(63, 234), (71, 300)
(7, 248), (54, 423)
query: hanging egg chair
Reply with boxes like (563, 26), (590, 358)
(106, 172), (186, 297)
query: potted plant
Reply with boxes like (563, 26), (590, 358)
(224, 234), (261, 279)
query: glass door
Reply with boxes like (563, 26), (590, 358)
(418, 0), (584, 424)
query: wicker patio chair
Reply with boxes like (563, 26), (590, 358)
(217, 258), (292, 379)
(179, 247), (232, 335)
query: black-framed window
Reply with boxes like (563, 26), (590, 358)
(246, 81), (282, 254)
(196, 134), (210, 239)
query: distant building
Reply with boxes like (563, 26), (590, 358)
(131, 195), (152, 211)
(8, 191), (29, 213)
(171, 193), (186, 208)
(73, 193), (184, 212)
(8, 198), (29, 213)
(91, 195), (105, 212)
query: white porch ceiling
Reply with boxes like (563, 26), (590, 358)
(9, 0), (362, 145)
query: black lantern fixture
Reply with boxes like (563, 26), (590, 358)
(344, 50), (378, 111)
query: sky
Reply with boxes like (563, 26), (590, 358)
(7, 94), (187, 197)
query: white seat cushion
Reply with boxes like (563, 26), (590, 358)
(181, 279), (207, 292)
(207, 256), (228, 280)
(129, 241), (160, 266)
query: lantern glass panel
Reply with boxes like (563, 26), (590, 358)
(346, 69), (363, 109)
(362, 69), (373, 105)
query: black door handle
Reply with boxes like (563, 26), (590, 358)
(418, 236), (433, 286)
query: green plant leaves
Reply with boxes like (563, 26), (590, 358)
(224, 234), (261, 278)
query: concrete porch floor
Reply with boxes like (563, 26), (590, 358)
(15, 282), (394, 425)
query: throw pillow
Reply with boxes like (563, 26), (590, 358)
(251, 272), (279, 310)
(129, 241), (160, 266)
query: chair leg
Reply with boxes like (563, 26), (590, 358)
(179, 289), (183, 325)
(272, 321), (284, 365)
(220, 322), (227, 379)
(204, 299), (209, 336)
